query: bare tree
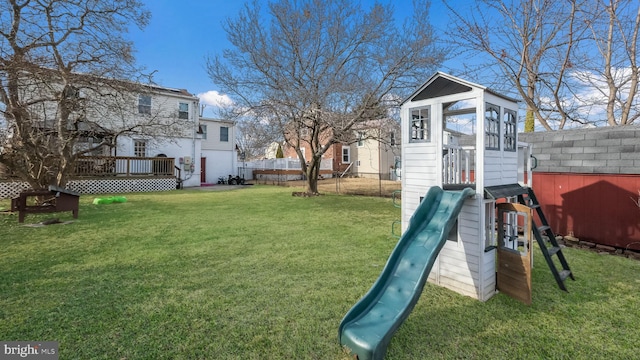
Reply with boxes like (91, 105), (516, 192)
(235, 117), (283, 160)
(207, 0), (444, 194)
(444, 0), (592, 131)
(579, 0), (640, 126)
(0, 0), (186, 189)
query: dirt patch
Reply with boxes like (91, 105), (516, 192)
(291, 191), (322, 197)
(266, 177), (401, 197)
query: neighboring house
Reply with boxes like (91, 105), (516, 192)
(282, 120), (400, 179)
(199, 117), (237, 184)
(282, 137), (346, 176)
(350, 121), (400, 180)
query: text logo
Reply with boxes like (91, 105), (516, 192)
(1, 342), (58, 359)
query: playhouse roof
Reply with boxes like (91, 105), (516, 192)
(402, 71), (519, 105)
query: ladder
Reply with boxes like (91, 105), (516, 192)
(518, 187), (575, 291)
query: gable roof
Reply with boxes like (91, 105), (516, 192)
(402, 71), (519, 105)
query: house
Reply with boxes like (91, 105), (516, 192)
(199, 117), (238, 184)
(349, 120), (400, 180)
(0, 74), (238, 198)
(282, 137), (343, 176)
(106, 84), (203, 189)
(281, 119), (399, 179)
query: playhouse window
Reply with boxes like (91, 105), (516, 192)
(410, 107), (430, 143)
(485, 103), (500, 150)
(447, 219), (459, 242)
(504, 109), (517, 151)
(443, 98), (476, 135)
(484, 201), (496, 250)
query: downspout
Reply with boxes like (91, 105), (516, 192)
(192, 98), (197, 174)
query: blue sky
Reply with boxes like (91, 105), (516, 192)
(130, 0), (456, 116)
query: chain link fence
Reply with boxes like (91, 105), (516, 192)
(253, 172), (402, 198)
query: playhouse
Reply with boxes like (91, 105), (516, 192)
(400, 72), (540, 302)
(339, 72), (574, 359)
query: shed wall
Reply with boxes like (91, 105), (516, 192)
(532, 172), (640, 249)
(519, 126), (640, 249)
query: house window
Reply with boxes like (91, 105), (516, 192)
(138, 95), (151, 114)
(504, 109), (517, 151)
(342, 146), (351, 163)
(199, 124), (207, 139)
(220, 126), (229, 142)
(178, 102), (189, 119)
(134, 140), (147, 157)
(357, 131), (365, 147)
(485, 103), (500, 150)
(390, 131), (396, 146)
(410, 107), (430, 142)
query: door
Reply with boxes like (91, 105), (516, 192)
(496, 203), (533, 305)
(200, 157), (206, 183)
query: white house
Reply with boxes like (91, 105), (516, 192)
(109, 85), (202, 188)
(199, 117), (237, 184)
(0, 75), (241, 197)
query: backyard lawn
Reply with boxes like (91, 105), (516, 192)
(1, 185), (639, 359)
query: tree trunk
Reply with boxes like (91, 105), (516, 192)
(305, 157), (320, 194)
(524, 109), (535, 132)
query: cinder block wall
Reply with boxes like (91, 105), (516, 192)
(517, 126), (640, 250)
(519, 126), (640, 174)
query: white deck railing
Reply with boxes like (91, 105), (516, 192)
(243, 158), (333, 171)
(443, 145), (475, 186)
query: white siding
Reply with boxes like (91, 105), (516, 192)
(117, 134), (201, 188)
(203, 150), (235, 184)
(200, 117), (237, 184)
(484, 149), (518, 187)
(434, 199), (483, 300)
(481, 250), (497, 301)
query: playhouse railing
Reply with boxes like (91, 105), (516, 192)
(443, 145), (475, 186)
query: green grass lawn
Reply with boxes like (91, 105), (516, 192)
(1, 185), (639, 359)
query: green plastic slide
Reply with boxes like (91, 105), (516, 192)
(339, 186), (475, 360)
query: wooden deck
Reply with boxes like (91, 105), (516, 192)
(73, 156), (177, 178)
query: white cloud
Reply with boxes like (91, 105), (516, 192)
(197, 90), (233, 108)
